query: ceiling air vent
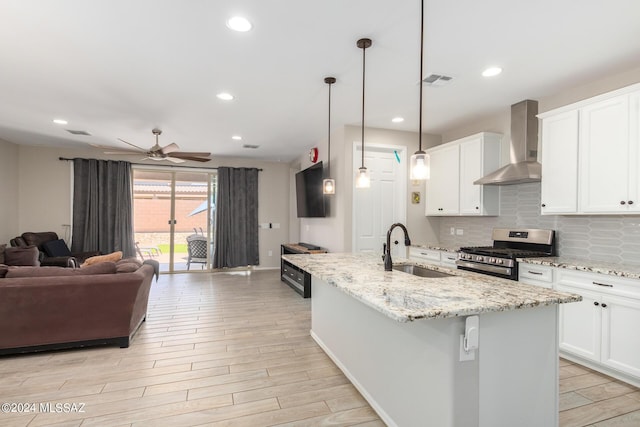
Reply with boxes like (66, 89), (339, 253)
(243, 144), (260, 149)
(423, 74), (453, 87)
(66, 129), (91, 136)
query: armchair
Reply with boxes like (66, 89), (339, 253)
(10, 232), (99, 268)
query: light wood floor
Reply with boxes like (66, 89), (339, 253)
(0, 270), (638, 426)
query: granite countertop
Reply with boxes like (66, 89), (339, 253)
(411, 244), (460, 253)
(282, 252), (580, 323)
(518, 257), (640, 280)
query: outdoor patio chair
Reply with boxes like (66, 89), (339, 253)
(186, 234), (207, 270)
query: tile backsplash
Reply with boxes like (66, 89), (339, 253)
(438, 183), (640, 266)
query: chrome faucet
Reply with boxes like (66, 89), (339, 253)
(383, 223), (411, 271)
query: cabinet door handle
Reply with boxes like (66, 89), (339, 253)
(629, 200), (634, 205)
(601, 303), (608, 308)
(593, 281), (613, 288)
(528, 270), (543, 275)
(541, 203), (546, 207)
(446, 256), (455, 260)
(594, 301), (600, 306)
(620, 200), (626, 205)
(475, 206), (479, 210)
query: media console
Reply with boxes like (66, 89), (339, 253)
(280, 243), (327, 298)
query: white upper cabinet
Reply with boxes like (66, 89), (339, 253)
(459, 134), (501, 215)
(540, 110), (579, 214)
(580, 94), (635, 213)
(539, 82), (640, 215)
(425, 132), (501, 217)
(425, 144), (459, 215)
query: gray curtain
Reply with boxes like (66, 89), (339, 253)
(214, 167), (259, 268)
(71, 159), (135, 257)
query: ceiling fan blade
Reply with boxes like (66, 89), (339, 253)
(104, 150), (145, 155)
(160, 143), (180, 154)
(117, 138), (148, 152)
(169, 155), (211, 163)
(166, 157), (186, 163)
(169, 151), (211, 158)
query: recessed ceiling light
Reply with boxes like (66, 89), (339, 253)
(391, 117), (404, 123)
(232, 135), (242, 140)
(227, 16), (252, 32)
(53, 119), (68, 125)
(482, 67), (502, 77)
(216, 92), (234, 101)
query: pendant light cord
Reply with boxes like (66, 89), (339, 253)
(328, 80), (332, 176)
(418, 0), (424, 152)
(361, 42), (366, 168)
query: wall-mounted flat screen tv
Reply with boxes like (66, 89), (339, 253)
(295, 161), (326, 218)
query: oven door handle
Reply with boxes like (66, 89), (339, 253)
(456, 260), (512, 276)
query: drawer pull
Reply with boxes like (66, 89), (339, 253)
(446, 256), (455, 260)
(594, 301), (600, 306)
(601, 303), (608, 308)
(593, 281), (613, 288)
(528, 270), (544, 275)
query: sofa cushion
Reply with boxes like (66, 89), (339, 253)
(117, 257), (142, 267)
(6, 262), (117, 278)
(0, 264), (7, 278)
(0, 243), (6, 264)
(4, 246), (40, 266)
(116, 263), (141, 273)
(21, 232), (59, 249)
(82, 251), (123, 267)
(42, 239), (73, 257)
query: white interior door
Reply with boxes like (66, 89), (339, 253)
(353, 143), (407, 257)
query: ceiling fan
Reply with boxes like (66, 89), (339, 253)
(101, 128), (211, 163)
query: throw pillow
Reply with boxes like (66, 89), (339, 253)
(4, 246), (40, 266)
(0, 243), (6, 264)
(117, 257), (142, 268)
(42, 239), (73, 257)
(6, 262), (117, 278)
(81, 251), (123, 267)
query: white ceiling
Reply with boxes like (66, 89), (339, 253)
(1, 0), (639, 162)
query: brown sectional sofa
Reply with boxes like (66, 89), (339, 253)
(0, 259), (158, 355)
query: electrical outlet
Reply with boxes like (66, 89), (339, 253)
(456, 228), (464, 236)
(450, 227), (455, 235)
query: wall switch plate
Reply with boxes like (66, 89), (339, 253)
(260, 223), (269, 229)
(459, 335), (475, 361)
(456, 228), (464, 236)
(273, 223), (280, 229)
(450, 227), (455, 235)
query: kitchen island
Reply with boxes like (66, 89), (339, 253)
(281, 252), (581, 427)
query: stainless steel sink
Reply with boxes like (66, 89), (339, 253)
(392, 264), (454, 278)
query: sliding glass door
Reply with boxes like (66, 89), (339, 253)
(132, 168), (216, 273)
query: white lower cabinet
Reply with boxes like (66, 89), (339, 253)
(408, 247), (458, 268)
(555, 269), (640, 383)
(518, 263), (554, 288)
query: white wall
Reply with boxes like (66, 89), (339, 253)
(293, 125), (442, 252)
(0, 139), (19, 243)
(12, 145), (290, 268)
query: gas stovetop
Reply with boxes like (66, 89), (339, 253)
(458, 246), (551, 259)
(456, 228), (556, 280)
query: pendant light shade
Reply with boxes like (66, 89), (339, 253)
(410, 0), (430, 180)
(323, 76), (336, 195)
(410, 150), (430, 180)
(355, 37), (372, 189)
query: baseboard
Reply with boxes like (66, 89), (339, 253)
(561, 351), (640, 388)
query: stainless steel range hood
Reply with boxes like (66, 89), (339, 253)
(474, 99), (541, 185)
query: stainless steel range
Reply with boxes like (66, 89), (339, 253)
(456, 228), (556, 280)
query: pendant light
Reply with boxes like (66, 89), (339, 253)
(355, 38), (372, 189)
(323, 76), (336, 195)
(409, 0), (430, 180)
